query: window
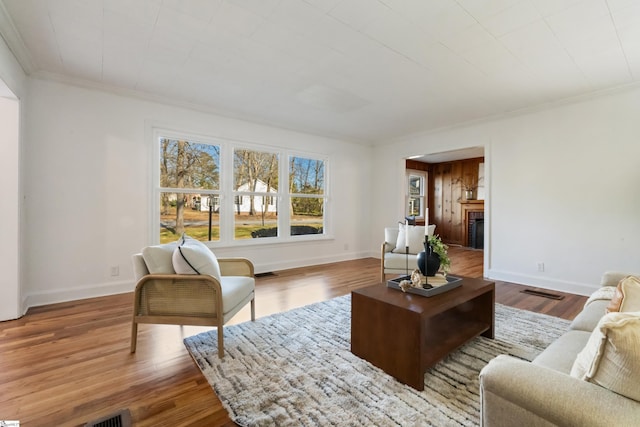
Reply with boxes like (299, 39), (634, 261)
(406, 170), (426, 218)
(289, 156), (325, 236)
(155, 131), (328, 244)
(233, 148), (279, 239)
(158, 138), (220, 243)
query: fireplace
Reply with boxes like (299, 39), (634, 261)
(460, 200), (484, 249)
(470, 217), (484, 249)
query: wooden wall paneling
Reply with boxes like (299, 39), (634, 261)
(432, 164), (443, 235)
(425, 157), (483, 246)
(441, 163), (454, 243)
(449, 162), (463, 245)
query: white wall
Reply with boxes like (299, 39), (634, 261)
(373, 87), (640, 296)
(0, 94), (20, 319)
(22, 78), (372, 308)
(0, 32), (26, 320)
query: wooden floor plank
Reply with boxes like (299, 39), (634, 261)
(0, 248), (587, 426)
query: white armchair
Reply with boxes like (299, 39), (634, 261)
(131, 237), (255, 358)
(380, 224), (436, 282)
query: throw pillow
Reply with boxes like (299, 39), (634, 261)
(570, 311), (640, 402)
(172, 235), (222, 282)
(606, 276), (640, 313)
(392, 223), (426, 254)
(142, 240), (179, 274)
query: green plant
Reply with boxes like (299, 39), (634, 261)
(428, 234), (451, 273)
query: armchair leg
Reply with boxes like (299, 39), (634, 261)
(251, 298), (255, 321)
(217, 325), (224, 359)
(130, 322), (138, 353)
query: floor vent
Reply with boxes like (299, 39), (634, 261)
(255, 272), (275, 277)
(85, 409), (132, 427)
(521, 289), (564, 300)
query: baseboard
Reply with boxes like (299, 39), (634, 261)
(24, 280), (134, 310)
(253, 251), (372, 275)
(487, 269), (597, 296)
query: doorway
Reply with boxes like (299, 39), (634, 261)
(405, 146), (486, 276)
(0, 78), (21, 320)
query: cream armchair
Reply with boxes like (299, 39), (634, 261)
(131, 244), (255, 358)
(381, 224), (436, 282)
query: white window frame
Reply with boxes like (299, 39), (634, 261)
(406, 169), (426, 219)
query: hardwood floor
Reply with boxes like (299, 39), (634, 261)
(0, 248), (587, 427)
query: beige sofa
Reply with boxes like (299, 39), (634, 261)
(380, 224), (436, 282)
(479, 271), (640, 427)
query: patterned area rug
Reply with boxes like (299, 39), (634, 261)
(184, 294), (570, 427)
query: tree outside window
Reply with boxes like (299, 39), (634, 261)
(289, 156), (325, 236)
(159, 138), (220, 242)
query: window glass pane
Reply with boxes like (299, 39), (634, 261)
(233, 149), (279, 192)
(233, 149), (279, 239)
(289, 157), (324, 195)
(160, 138), (220, 190)
(409, 175), (422, 196)
(159, 192), (219, 243)
(408, 196), (422, 217)
(235, 202), (278, 239)
(291, 197), (324, 236)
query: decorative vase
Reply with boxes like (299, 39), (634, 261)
(416, 242), (441, 276)
(465, 189), (475, 200)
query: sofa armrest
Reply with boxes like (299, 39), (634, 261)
(600, 271), (639, 287)
(480, 355), (640, 427)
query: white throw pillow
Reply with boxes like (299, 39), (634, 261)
(393, 223), (426, 254)
(172, 236), (222, 282)
(570, 311), (640, 402)
(142, 240), (179, 274)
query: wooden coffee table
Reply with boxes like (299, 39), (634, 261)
(351, 277), (495, 390)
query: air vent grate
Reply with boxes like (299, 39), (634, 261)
(255, 272), (275, 277)
(520, 289), (564, 300)
(85, 409), (132, 427)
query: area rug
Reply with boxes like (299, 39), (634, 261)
(184, 295), (570, 426)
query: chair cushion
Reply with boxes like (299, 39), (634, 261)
(384, 252), (418, 271)
(607, 276), (640, 313)
(221, 276), (255, 315)
(142, 240), (179, 274)
(172, 236), (222, 282)
(570, 311), (640, 402)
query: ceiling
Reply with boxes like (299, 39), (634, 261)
(1, 0), (639, 144)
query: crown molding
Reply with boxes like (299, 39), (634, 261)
(382, 79), (640, 146)
(30, 69), (372, 145)
(0, 0), (35, 74)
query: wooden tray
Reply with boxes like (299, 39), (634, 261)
(387, 275), (463, 297)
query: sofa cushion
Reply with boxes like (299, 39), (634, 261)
(570, 311), (640, 402)
(172, 236), (222, 281)
(392, 224), (426, 254)
(141, 240), (179, 274)
(607, 276), (640, 313)
(569, 299), (609, 332)
(532, 330), (592, 374)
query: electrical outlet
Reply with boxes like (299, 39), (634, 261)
(110, 266), (120, 276)
(344, 244), (349, 251)
(537, 262), (545, 273)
